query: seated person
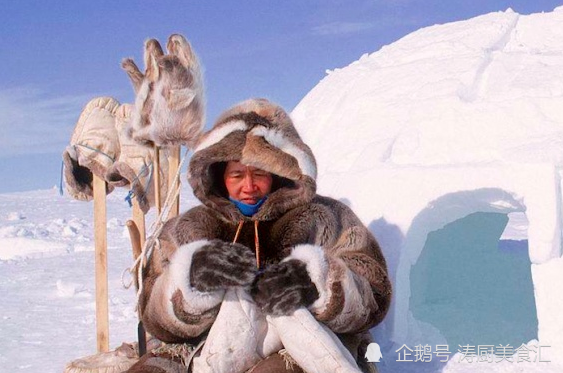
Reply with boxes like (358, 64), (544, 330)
(130, 98), (392, 373)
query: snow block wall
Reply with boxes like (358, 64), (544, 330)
(293, 6), (563, 366)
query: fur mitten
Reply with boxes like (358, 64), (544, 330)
(62, 97), (120, 201)
(122, 34), (204, 148)
(251, 259), (319, 316)
(189, 240), (256, 292)
(106, 104), (169, 213)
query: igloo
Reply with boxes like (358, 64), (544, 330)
(292, 6), (563, 368)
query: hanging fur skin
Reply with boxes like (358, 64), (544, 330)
(129, 98), (390, 373)
(105, 104), (169, 213)
(122, 34), (205, 149)
(62, 97), (121, 201)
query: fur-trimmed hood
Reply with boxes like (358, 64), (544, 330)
(188, 98), (317, 222)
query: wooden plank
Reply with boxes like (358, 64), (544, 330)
(132, 200), (146, 248)
(93, 174), (109, 353)
(128, 200), (148, 356)
(126, 220), (142, 285)
(126, 202), (145, 290)
(168, 145), (181, 218)
(154, 145), (161, 214)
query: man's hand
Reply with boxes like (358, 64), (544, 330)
(189, 240), (256, 292)
(251, 259), (319, 316)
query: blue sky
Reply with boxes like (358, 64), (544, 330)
(1, 0), (562, 193)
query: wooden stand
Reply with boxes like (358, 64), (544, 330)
(168, 146), (181, 218)
(154, 145), (162, 214)
(93, 174), (109, 353)
(125, 200), (146, 356)
(93, 145), (182, 355)
(126, 200), (145, 289)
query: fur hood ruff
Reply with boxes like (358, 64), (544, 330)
(187, 98), (317, 222)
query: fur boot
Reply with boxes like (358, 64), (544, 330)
(62, 97), (121, 201)
(266, 309), (363, 373)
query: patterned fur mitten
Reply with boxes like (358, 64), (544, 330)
(251, 260), (319, 316)
(189, 240), (256, 292)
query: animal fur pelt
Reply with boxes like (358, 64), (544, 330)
(62, 97), (121, 201)
(122, 34), (205, 149)
(64, 342), (138, 373)
(106, 103), (169, 213)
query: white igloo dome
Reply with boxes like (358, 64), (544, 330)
(293, 7), (563, 371)
(293, 8), (563, 172)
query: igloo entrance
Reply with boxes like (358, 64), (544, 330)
(410, 211), (538, 349)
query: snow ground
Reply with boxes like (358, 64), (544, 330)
(0, 186), (199, 372)
(1, 186), (561, 373)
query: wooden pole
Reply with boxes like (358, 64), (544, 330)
(125, 217), (148, 356)
(168, 145), (181, 218)
(93, 174), (109, 353)
(131, 200), (146, 248)
(125, 220), (142, 289)
(128, 175), (150, 357)
(126, 200), (145, 288)
(154, 145), (162, 215)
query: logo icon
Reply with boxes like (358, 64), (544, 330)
(365, 342), (383, 363)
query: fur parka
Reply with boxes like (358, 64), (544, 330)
(136, 98), (391, 373)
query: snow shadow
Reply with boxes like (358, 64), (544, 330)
(411, 212), (537, 349)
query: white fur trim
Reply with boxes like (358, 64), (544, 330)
(250, 126), (317, 179)
(166, 240), (225, 314)
(195, 120), (247, 152)
(283, 244), (329, 313)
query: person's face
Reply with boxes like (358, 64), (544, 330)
(224, 161), (273, 204)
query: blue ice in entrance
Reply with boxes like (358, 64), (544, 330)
(410, 212), (538, 349)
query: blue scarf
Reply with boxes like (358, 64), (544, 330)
(229, 196), (267, 216)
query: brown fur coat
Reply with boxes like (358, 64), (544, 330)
(137, 98), (391, 372)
